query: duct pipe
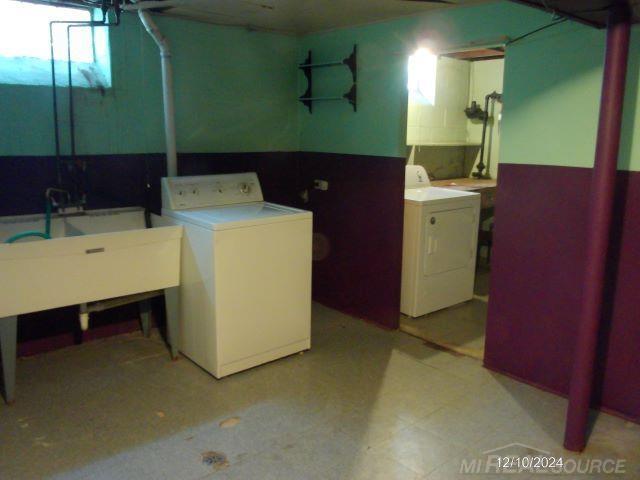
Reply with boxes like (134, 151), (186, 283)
(564, 3), (631, 452)
(135, 4), (177, 176)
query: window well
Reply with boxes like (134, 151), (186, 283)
(0, 0), (111, 88)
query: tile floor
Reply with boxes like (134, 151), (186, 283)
(399, 267), (490, 359)
(1, 303), (638, 479)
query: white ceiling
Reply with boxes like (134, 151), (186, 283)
(147, 0), (489, 35)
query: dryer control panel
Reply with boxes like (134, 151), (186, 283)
(161, 173), (264, 210)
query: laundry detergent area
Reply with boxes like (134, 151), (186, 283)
(1, 1), (640, 479)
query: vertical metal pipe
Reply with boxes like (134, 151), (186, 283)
(564, 3), (631, 452)
(49, 11), (107, 187)
(67, 25), (76, 158)
(50, 22), (63, 185)
(137, 8), (178, 177)
(159, 50), (177, 177)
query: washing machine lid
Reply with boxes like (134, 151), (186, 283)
(163, 202), (311, 231)
(404, 187), (480, 206)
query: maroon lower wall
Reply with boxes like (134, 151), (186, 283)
(485, 163), (640, 422)
(7, 155), (639, 421)
(2, 151), (404, 355)
(298, 152), (405, 329)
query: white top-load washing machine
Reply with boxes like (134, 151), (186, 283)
(160, 173), (312, 378)
(401, 166), (480, 317)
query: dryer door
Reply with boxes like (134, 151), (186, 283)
(423, 206), (476, 276)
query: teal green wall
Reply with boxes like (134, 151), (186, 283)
(3, 2), (640, 171)
(297, 2), (548, 158)
(500, 21), (605, 170)
(619, 30), (640, 172)
(297, 2), (640, 172)
(0, 14), (298, 156)
(502, 21), (640, 172)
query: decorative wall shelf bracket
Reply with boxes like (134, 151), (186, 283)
(298, 45), (357, 113)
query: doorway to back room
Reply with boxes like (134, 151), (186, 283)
(401, 45), (505, 360)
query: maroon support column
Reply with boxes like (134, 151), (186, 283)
(564, 3), (631, 452)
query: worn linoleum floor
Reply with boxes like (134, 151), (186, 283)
(400, 267), (491, 359)
(1, 303), (639, 479)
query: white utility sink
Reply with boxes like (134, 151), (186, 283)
(0, 207), (182, 404)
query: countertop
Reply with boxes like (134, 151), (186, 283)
(431, 177), (497, 213)
(430, 178), (497, 191)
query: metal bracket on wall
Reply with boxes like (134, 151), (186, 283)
(343, 83), (357, 112)
(298, 44), (357, 113)
(299, 50), (314, 113)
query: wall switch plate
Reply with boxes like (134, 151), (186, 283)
(314, 179), (329, 191)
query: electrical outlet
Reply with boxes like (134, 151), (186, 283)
(313, 179), (329, 191)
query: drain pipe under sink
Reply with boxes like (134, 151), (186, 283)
(134, 2), (177, 177)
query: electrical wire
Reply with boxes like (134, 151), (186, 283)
(516, 1), (635, 29)
(507, 17), (569, 45)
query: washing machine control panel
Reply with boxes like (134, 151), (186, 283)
(162, 173), (264, 210)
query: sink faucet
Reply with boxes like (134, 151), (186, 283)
(4, 188), (82, 243)
(45, 187), (85, 214)
(45, 187), (70, 208)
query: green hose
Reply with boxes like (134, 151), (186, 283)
(5, 231), (51, 243)
(4, 200), (53, 244)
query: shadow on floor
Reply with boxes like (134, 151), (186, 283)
(399, 266), (490, 360)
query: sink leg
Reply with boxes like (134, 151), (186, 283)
(79, 303), (89, 331)
(0, 316), (17, 404)
(139, 299), (152, 338)
(164, 287), (179, 360)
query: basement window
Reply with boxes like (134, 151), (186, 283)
(408, 48), (437, 105)
(0, 0), (111, 88)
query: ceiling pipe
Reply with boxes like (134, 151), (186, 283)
(564, 2), (631, 452)
(122, 0), (187, 11)
(133, 1), (178, 177)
